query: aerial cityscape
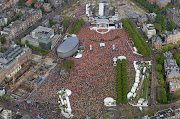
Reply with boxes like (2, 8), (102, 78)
(0, 0), (180, 119)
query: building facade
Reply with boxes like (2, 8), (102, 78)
(166, 7), (180, 26)
(0, 44), (32, 83)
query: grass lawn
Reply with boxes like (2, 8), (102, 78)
(142, 75), (151, 99)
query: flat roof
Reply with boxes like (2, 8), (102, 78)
(96, 19), (109, 23)
(57, 37), (79, 53)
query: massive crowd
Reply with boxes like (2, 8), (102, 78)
(26, 24), (151, 118)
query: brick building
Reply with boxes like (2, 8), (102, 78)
(166, 7), (180, 26)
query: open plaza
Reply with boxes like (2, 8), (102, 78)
(26, 23), (152, 118)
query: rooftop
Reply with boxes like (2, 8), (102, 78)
(57, 36), (79, 53)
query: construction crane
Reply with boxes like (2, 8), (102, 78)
(10, 57), (19, 90)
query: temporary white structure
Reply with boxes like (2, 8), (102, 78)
(127, 92), (133, 99)
(134, 82), (138, 88)
(131, 87), (136, 93)
(135, 77), (139, 83)
(100, 43), (105, 47)
(133, 93), (136, 98)
(113, 57), (117, 62)
(117, 56), (126, 60)
(104, 97), (116, 106)
(99, 3), (104, 16)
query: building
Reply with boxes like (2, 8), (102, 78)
(166, 7), (180, 26)
(152, 30), (180, 49)
(150, 108), (175, 119)
(25, 0), (33, 6)
(147, 0), (156, 4)
(164, 51), (180, 82)
(171, 0), (178, 5)
(0, 44), (32, 84)
(137, 14), (148, 27)
(0, 13), (8, 26)
(1, 9), (42, 41)
(34, 2), (43, 9)
(0, 2), (10, 12)
(161, 30), (180, 45)
(152, 35), (162, 49)
(43, 3), (51, 12)
(142, 23), (156, 39)
(9, 0), (19, 6)
(156, 0), (171, 9)
(1, 109), (12, 119)
(86, 0), (120, 32)
(148, 13), (157, 23)
(147, 0), (171, 9)
(169, 79), (180, 92)
(21, 26), (54, 50)
(57, 35), (79, 58)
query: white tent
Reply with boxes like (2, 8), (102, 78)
(135, 73), (140, 78)
(133, 93), (136, 98)
(127, 92), (133, 99)
(135, 77), (139, 83)
(134, 82), (138, 88)
(75, 53), (82, 58)
(100, 43), (105, 47)
(136, 70), (140, 74)
(131, 86), (136, 93)
(65, 89), (72, 96)
(113, 57), (117, 62)
(104, 97), (116, 106)
(117, 56), (126, 60)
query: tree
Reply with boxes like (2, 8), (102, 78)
(156, 48), (162, 54)
(158, 73), (163, 80)
(162, 46), (168, 52)
(159, 78), (165, 86)
(161, 88), (167, 103)
(155, 14), (167, 31)
(174, 43), (179, 49)
(155, 55), (160, 62)
(168, 44), (174, 50)
(156, 64), (162, 72)
(154, 23), (162, 34)
(169, 20), (176, 31)
(0, 37), (6, 44)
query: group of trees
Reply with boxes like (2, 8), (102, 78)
(122, 19), (151, 57)
(69, 18), (85, 34)
(60, 60), (75, 72)
(154, 14), (167, 33)
(173, 53), (180, 66)
(49, 19), (58, 27)
(25, 40), (50, 56)
(62, 16), (72, 33)
(0, 37), (6, 44)
(117, 59), (127, 104)
(133, 0), (160, 14)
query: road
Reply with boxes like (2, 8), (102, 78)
(0, 98), (36, 118)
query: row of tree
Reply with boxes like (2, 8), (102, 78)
(133, 0), (160, 14)
(173, 53), (180, 66)
(117, 59), (128, 104)
(155, 55), (168, 103)
(69, 18), (85, 34)
(156, 43), (180, 54)
(122, 19), (151, 57)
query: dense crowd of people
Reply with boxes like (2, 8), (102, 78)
(25, 23), (152, 118)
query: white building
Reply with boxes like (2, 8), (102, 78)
(142, 23), (156, 39)
(1, 110), (12, 119)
